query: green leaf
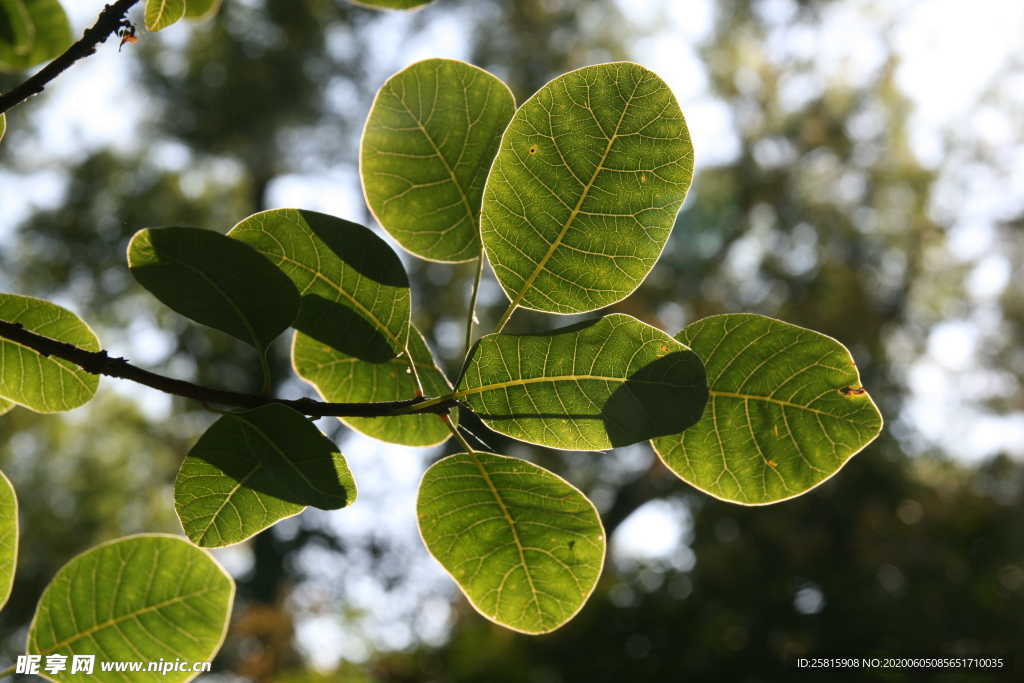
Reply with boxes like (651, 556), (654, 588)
(0, 293), (100, 413)
(651, 314), (884, 505)
(228, 208), (422, 440)
(348, 0), (434, 10)
(456, 313), (707, 450)
(184, 0), (221, 20)
(361, 58), (515, 263)
(0, 470), (17, 611)
(0, 398), (12, 416)
(28, 534), (234, 682)
(296, 325), (454, 447)
(175, 404), (357, 548)
(0, 0), (71, 71)
(145, 0), (187, 31)
(229, 209), (411, 359)
(0, 113), (6, 143)
(0, 0), (34, 59)
(417, 451), (605, 634)
(481, 61), (693, 315)
(127, 227), (300, 350)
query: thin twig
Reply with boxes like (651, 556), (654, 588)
(462, 255), (484, 357)
(443, 414), (476, 453)
(494, 301), (517, 334)
(0, 0), (143, 115)
(0, 320), (458, 417)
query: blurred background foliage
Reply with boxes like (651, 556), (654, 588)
(1, 0), (1023, 681)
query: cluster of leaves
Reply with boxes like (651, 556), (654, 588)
(0, 0), (883, 678)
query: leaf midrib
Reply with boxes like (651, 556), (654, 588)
(34, 586), (220, 655)
(708, 389), (869, 420)
(466, 452), (546, 628)
(268, 250), (405, 349)
(163, 253), (263, 349)
(456, 373), (698, 399)
(148, 0), (172, 27)
(193, 462), (260, 543)
(238, 416), (340, 500)
(394, 95), (477, 242)
(502, 74), (641, 312)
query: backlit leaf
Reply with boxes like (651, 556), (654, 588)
(295, 325), (453, 447)
(175, 404), (357, 548)
(480, 61), (693, 314)
(0, 0), (71, 71)
(348, 0), (434, 10)
(0, 470), (16, 610)
(361, 58), (515, 262)
(0, 293), (100, 413)
(417, 451), (605, 634)
(0, 398), (12, 416)
(184, 0), (221, 20)
(229, 208), (420, 439)
(145, 0), (186, 31)
(28, 534), (234, 682)
(127, 227), (300, 350)
(457, 313), (707, 450)
(651, 314), (884, 505)
(229, 209), (411, 360)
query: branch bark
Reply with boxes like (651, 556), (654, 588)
(0, 320), (457, 418)
(0, 0), (143, 115)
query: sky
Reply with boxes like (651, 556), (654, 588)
(2, 0), (1024, 669)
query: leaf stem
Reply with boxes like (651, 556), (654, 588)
(462, 255), (485, 357)
(402, 393), (455, 413)
(258, 349), (273, 395)
(403, 343), (425, 397)
(494, 302), (517, 334)
(0, 664), (14, 679)
(0, 0), (143, 115)
(0, 319), (457, 418)
(443, 414), (476, 453)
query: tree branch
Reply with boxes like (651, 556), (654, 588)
(0, 320), (458, 418)
(0, 0), (143, 115)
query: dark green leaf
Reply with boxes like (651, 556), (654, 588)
(229, 209), (411, 360)
(175, 404), (357, 547)
(418, 451), (605, 634)
(296, 325), (454, 447)
(0, 293), (100, 413)
(457, 313), (707, 450)
(229, 209), (424, 444)
(0, 470), (16, 610)
(361, 58), (515, 262)
(651, 314), (884, 505)
(481, 61), (693, 314)
(0, 0), (71, 71)
(145, 0), (186, 31)
(28, 535), (234, 681)
(127, 227), (300, 350)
